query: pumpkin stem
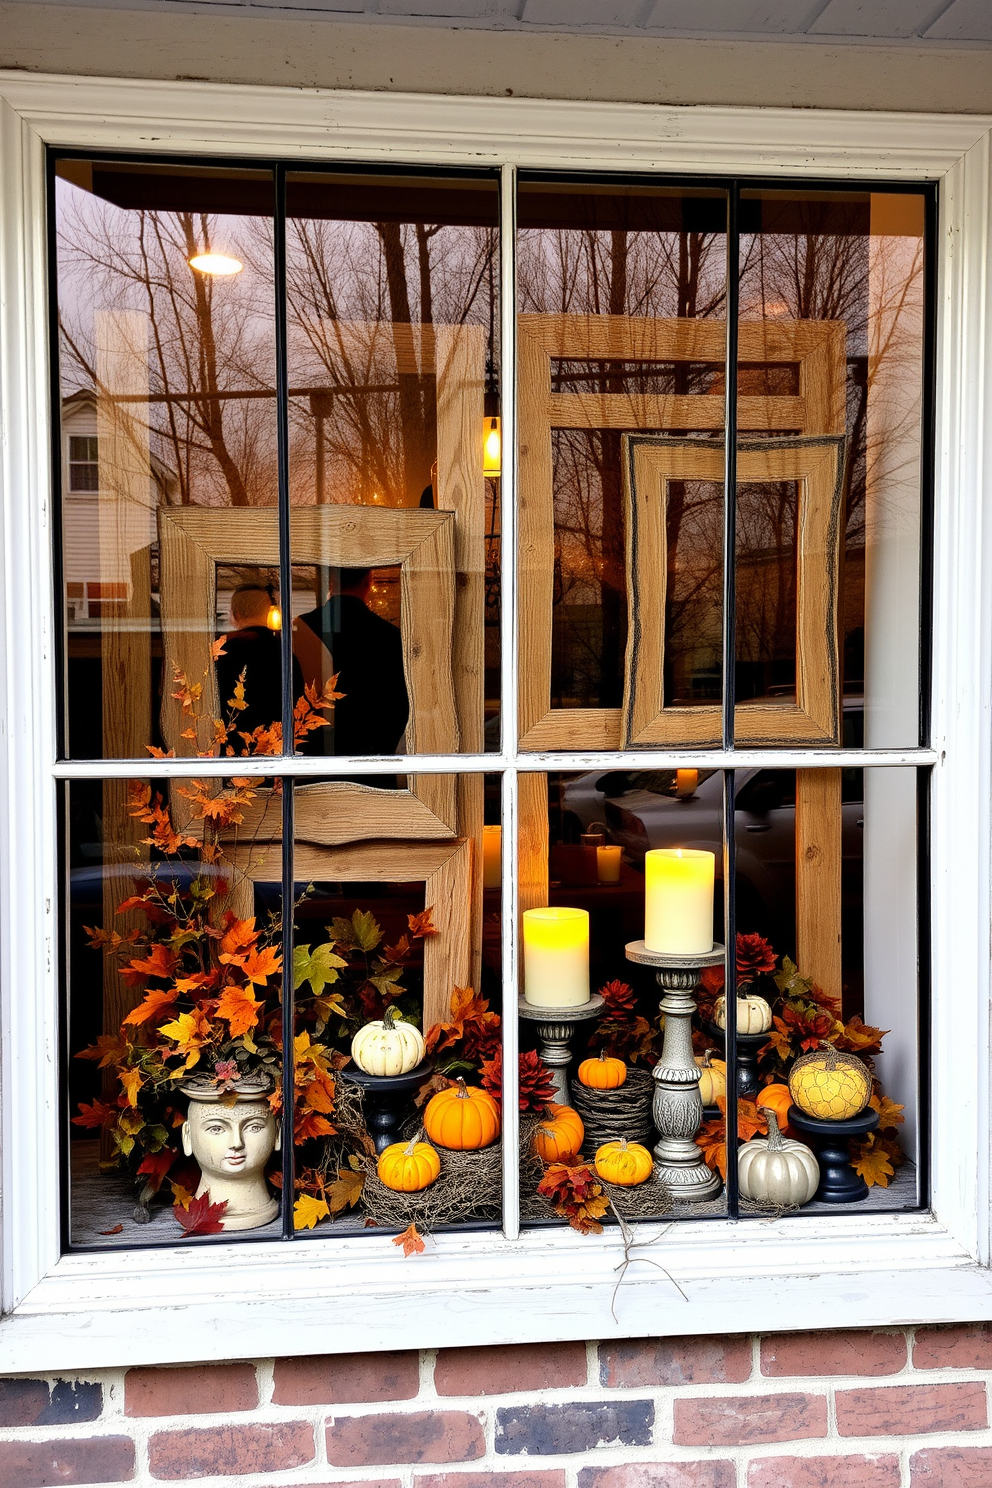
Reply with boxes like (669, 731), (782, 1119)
(765, 1109), (784, 1150)
(454, 1076), (471, 1100)
(702, 1049), (714, 1069)
(619, 1137), (628, 1151)
(404, 1134), (419, 1156)
(382, 1004), (399, 1030)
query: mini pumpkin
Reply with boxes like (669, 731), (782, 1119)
(577, 1050), (627, 1090)
(351, 1005), (425, 1077)
(377, 1136), (441, 1193)
(738, 1110), (819, 1207)
(594, 1138), (653, 1187)
(789, 1044), (871, 1120)
(695, 1049), (727, 1106)
(423, 1078), (501, 1150)
(532, 1103), (584, 1163)
(756, 1082), (796, 1138)
(714, 993), (773, 1034)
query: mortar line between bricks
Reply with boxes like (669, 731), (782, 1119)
(256, 1359), (275, 1407)
(584, 1338), (597, 1388)
(750, 1332), (761, 1383)
(419, 1347), (437, 1401)
(825, 1381), (837, 1437)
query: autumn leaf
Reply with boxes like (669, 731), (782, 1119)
(294, 942), (346, 998)
(71, 1099), (117, 1130)
(302, 1068), (336, 1115)
(834, 1014), (887, 1054)
(75, 1033), (128, 1068)
(407, 907), (438, 939)
(425, 984), (500, 1058)
(696, 1117), (729, 1179)
(210, 636), (228, 660)
(120, 1068), (144, 1109)
(174, 1191), (228, 1236)
(869, 1093), (905, 1129)
(218, 916), (258, 966)
(327, 1164), (364, 1215)
(136, 1149), (176, 1193)
(98, 1224), (124, 1235)
(215, 983), (264, 1038)
(294, 1109), (335, 1142)
(158, 1009), (212, 1066)
(294, 1194), (330, 1230)
(852, 1135), (895, 1188)
(123, 986), (179, 1027)
(124, 943), (177, 984)
(242, 946), (282, 988)
(537, 1161), (610, 1234)
(329, 908), (382, 954)
(393, 1222), (426, 1257)
(170, 1180), (195, 1210)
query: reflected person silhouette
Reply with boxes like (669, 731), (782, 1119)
(215, 584), (303, 747)
(294, 567), (409, 768)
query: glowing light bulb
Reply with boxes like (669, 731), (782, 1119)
(266, 604), (282, 631)
(482, 415), (502, 477)
(188, 253), (244, 276)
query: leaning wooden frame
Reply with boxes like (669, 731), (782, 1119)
(621, 434), (846, 749)
(516, 312), (846, 752)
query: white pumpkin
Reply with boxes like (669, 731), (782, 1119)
(714, 993), (773, 1034)
(351, 1007), (425, 1077)
(738, 1111), (819, 1207)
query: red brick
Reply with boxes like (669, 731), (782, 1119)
(749, 1455), (901, 1488)
(148, 1421), (314, 1480)
(273, 1350), (419, 1405)
(327, 1410), (485, 1468)
(912, 1446), (992, 1486)
(600, 1336), (751, 1387)
(436, 1342), (587, 1395)
(579, 1465), (736, 1488)
(836, 1381), (987, 1437)
(673, 1390), (827, 1447)
(0, 1435), (135, 1486)
(761, 1329), (906, 1378)
(418, 1475), (567, 1488)
(125, 1362), (257, 1417)
(913, 1323), (992, 1371)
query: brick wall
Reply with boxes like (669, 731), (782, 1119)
(2, 1325), (991, 1486)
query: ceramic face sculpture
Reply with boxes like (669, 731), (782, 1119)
(181, 1097), (280, 1231)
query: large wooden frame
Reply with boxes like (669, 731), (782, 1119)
(228, 837), (472, 1029)
(622, 435), (845, 749)
(517, 313), (846, 752)
(158, 504), (459, 831)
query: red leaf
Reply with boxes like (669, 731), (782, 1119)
(98, 1224), (124, 1235)
(393, 1222), (425, 1257)
(173, 1191), (228, 1236)
(136, 1149), (176, 1193)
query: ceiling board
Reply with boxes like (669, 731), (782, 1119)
(925, 0), (992, 41)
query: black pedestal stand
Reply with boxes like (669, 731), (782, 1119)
(706, 1021), (766, 1101)
(339, 1058), (435, 1154)
(788, 1105), (880, 1203)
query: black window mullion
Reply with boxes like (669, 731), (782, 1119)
(273, 163), (297, 1239)
(722, 184), (741, 1220)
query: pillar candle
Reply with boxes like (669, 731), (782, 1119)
(482, 824), (501, 890)
(597, 845), (622, 883)
(522, 907), (590, 1007)
(644, 848), (715, 955)
(676, 768), (699, 799)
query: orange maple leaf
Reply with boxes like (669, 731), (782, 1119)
(211, 636), (228, 660)
(126, 943), (177, 983)
(242, 945), (282, 988)
(71, 1099), (117, 1130)
(123, 986), (179, 1027)
(294, 1109), (335, 1142)
(407, 907), (438, 939)
(215, 983), (263, 1038)
(219, 917), (258, 966)
(425, 984), (499, 1055)
(393, 1222), (425, 1257)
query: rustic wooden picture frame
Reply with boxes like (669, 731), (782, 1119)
(516, 313), (846, 752)
(622, 434), (846, 749)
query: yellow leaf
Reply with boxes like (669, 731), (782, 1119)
(120, 1068), (144, 1109)
(853, 1137), (895, 1188)
(170, 1180), (195, 1210)
(327, 1166), (364, 1214)
(293, 1194), (330, 1230)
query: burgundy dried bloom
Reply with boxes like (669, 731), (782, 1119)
(735, 933), (777, 987)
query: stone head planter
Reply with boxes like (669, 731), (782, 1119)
(180, 1073), (280, 1231)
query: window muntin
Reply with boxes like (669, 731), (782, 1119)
(52, 156), (932, 1253)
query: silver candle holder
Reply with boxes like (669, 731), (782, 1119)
(517, 994), (605, 1107)
(625, 940), (725, 1203)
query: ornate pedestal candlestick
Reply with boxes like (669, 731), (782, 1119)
(625, 941), (724, 1202)
(340, 1058), (434, 1154)
(517, 995), (605, 1106)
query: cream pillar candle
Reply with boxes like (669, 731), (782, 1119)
(644, 848), (715, 955)
(482, 824), (502, 889)
(676, 768), (699, 799)
(522, 907), (590, 1007)
(597, 845), (622, 884)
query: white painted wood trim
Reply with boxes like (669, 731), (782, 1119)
(0, 70), (989, 1365)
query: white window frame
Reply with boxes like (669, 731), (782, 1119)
(1, 73), (991, 1373)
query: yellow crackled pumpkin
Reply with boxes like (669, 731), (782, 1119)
(789, 1045), (871, 1120)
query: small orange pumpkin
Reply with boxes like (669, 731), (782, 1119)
(377, 1137), (441, 1193)
(423, 1078), (501, 1150)
(594, 1138), (653, 1187)
(756, 1082), (796, 1138)
(532, 1103), (584, 1163)
(578, 1050), (627, 1089)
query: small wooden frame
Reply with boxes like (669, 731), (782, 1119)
(158, 504), (459, 831)
(229, 837), (472, 1030)
(517, 313), (846, 751)
(622, 435), (845, 749)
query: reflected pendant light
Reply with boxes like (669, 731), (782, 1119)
(482, 359), (501, 478)
(266, 603), (282, 631)
(188, 252), (244, 276)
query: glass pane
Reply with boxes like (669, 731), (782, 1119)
(727, 763), (921, 1213)
(287, 774), (503, 1236)
(518, 771), (728, 1228)
(65, 776), (286, 1248)
(54, 159), (281, 762)
(516, 180), (728, 749)
(285, 170), (501, 757)
(737, 189), (928, 748)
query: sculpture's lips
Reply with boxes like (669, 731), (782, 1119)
(223, 1155), (247, 1168)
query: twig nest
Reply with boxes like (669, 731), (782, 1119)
(351, 1006), (425, 1076)
(377, 1137), (440, 1193)
(738, 1111), (819, 1207)
(594, 1138), (653, 1187)
(789, 1045), (871, 1120)
(577, 1051), (627, 1089)
(714, 993), (773, 1034)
